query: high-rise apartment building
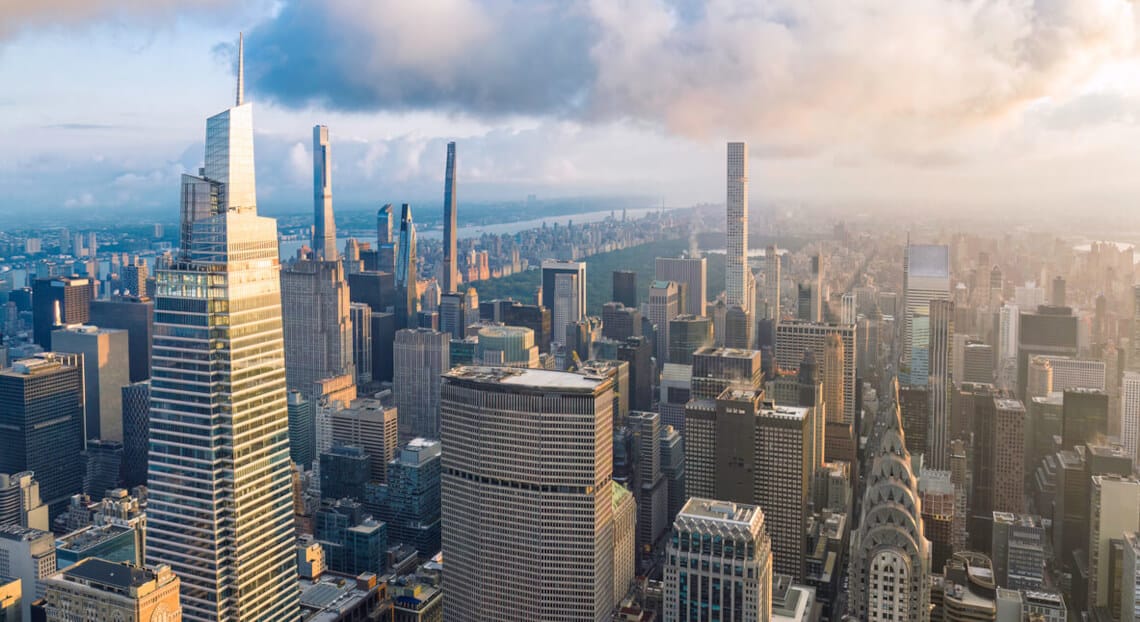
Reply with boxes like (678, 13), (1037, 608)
(992, 398), (1026, 513)
(725, 142), (749, 308)
(440, 367), (623, 621)
(40, 558), (181, 622)
(848, 382), (932, 622)
(0, 355), (85, 516)
(52, 324), (131, 441)
(656, 256), (707, 317)
(542, 260), (586, 348)
(312, 125), (337, 260)
(282, 129), (355, 399)
(775, 320), (857, 423)
(393, 328), (450, 440)
(664, 498), (772, 622)
(902, 243), (950, 386)
(395, 204), (419, 329)
(442, 141), (459, 293)
(146, 38), (299, 620)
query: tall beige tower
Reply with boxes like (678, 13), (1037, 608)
(823, 333), (846, 423)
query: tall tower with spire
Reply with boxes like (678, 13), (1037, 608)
(148, 34), (300, 622)
(442, 142), (459, 293)
(312, 125), (337, 260)
(396, 204), (419, 329)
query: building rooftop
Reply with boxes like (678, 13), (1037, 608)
(300, 572), (380, 621)
(907, 244), (949, 278)
(679, 498), (760, 524)
(761, 404), (810, 421)
(56, 524), (134, 553)
(693, 346), (761, 359)
(992, 512), (1041, 528)
(994, 398), (1025, 411)
(0, 523), (52, 541)
(61, 558), (152, 590)
(445, 366), (609, 393)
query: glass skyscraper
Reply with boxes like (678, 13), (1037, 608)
(146, 34), (299, 622)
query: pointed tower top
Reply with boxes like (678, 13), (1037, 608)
(236, 32), (245, 106)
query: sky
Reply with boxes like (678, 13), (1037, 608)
(4, 0), (1140, 219)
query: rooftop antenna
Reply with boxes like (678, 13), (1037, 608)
(236, 32), (245, 106)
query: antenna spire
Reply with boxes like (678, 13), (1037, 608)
(236, 32), (245, 106)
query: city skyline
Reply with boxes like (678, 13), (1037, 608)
(6, 2), (1140, 219)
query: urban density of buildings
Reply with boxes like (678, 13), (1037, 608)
(4, 21), (1140, 622)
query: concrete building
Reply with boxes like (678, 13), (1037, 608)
(664, 498), (772, 622)
(775, 321), (856, 423)
(684, 348), (763, 499)
(628, 411), (667, 556)
(39, 558), (180, 621)
(1088, 475), (1140, 613)
(1034, 355), (1106, 392)
(542, 260), (586, 348)
(393, 329), (450, 441)
(280, 257), (355, 397)
(656, 256), (707, 317)
(1123, 531), (1140, 622)
(822, 333), (845, 424)
(1017, 306), (1079, 401)
(0, 355), (85, 516)
(329, 397), (399, 485)
(0, 524), (56, 620)
(51, 324), (130, 442)
(1123, 372), (1140, 467)
(475, 325), (538, 368)
(440, 366), (626, 621)
(927, 299), (954, 469)
(648, 280), (682, 365)
(962, 341), (995, 384)
(992, 398), (1026, 514)
(725, 142), (750, 309)
(442, 141), (459, 294)
(991, 512), (1045, 590)
(0, 576), (18, 622)
(0, 471), (49, 531)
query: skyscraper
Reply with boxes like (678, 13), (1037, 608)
(927, 299), (954, 469)
(1123, 371), (1140, 465)
(848, 381), (932, 622)
(656, 256), (707, 317)
(0, 472), (49, 531)
(393, 328), (450, 440)
(664, 498), (773, 622)
(1088, 475), (1140, 613)
(380, 437), (442, 557)
(90, 297), (154, 383)
(442, 141), (459, 293)
(32, 276), (94, 348)
(725, 142), (749, 308)
(329, 397), (399, 484)
(542, 259), (586, 348)
(764, 245), (781, 321)
(648, 280), (681, 365)
(902, 243), (950, 385)
(822, 333), (845, 424)
(396, 204), (419, 329)
(280, 258), (355, 396)
(0, 355), (85, 516)
(120, 381), (149, 487)
(51, 324), (131, 442)
(146, 36), (299, 620)
(440, 366), (623, 621)
(612, 270), (637, 308)
(312, 125), (337, 261)
(775, 320), (857, 423)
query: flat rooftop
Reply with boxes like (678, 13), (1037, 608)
(680, 498), (760, 524)
(445, 366), (608, 392)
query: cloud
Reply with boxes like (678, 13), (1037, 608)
(243, 0), (596, 116)
(240, 0), (1138, 161)
(0, 0), (232, 39)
